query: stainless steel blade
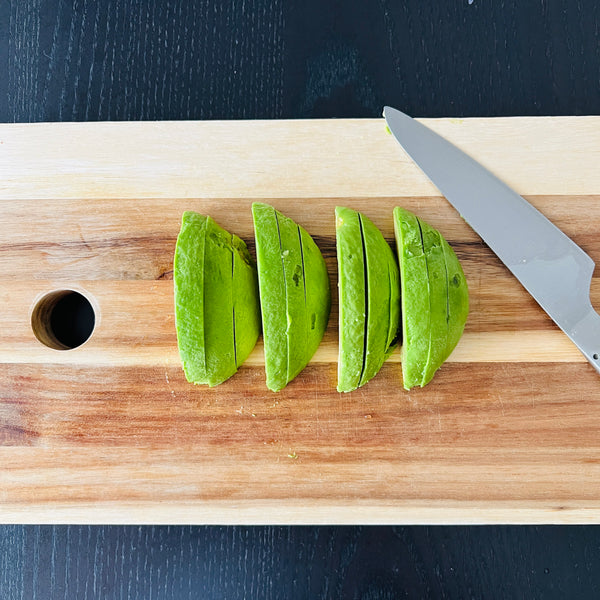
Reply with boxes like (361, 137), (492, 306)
(384, 106), (600, 374)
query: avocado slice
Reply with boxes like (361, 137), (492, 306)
(174, 211), (208, 383)
(336, 207), (399, 392)
(174, 211), (260, 386)
(232, 234), (262, 369)
(335, 207), (366, 392)
(253, 203), (330, 391)
(442, 235), (469, 360)
(252, 203), (288, 391)
(299, 225), (332, 374)
(418, 218), (449, 387)
(394, 207), (469, 389)
(276, 209), (309, 383)
(385, 245), (401, 359)
(393, 207), (430, 390)
(359, 212), (400, 387)
(203, 216), (236, 385)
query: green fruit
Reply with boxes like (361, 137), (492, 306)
(359, 212), (401, 386)
(336, 207), (400, 392)
(251, 204), (288, 391)
(300, 226), (332, 375)
(277, 208), (309, 383)
(443, 235), (469, 360)
(203, 216), (236, 385)
(418, 219), (448, 387)
(232, 235), (262, 367)
(393, 207), (468, 389)
(385, 244), (401, 358)
(335, 207), (366, 392)
(252, 203), (330, 391)
(174, 211), (208, 384)
(393, 207), (431, 390)
(173, 211), (260, 386)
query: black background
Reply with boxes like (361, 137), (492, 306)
(2, 1), (600, 598)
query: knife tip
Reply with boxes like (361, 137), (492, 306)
(383, 106), (411, 122)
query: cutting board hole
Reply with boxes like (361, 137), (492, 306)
(31, 290), (96, 350)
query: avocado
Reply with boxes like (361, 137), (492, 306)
(253, 203), (330, 391)
(336, 207), (400, 392)
(393, 207), (430, 390)
(394, 207), (469, 389)
(174, 211), (260, 386)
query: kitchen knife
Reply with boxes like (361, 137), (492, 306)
(383, 106), (600, 374)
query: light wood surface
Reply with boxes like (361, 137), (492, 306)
(1, 117), (600, 524)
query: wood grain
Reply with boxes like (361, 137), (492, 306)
(2, 117), (600, 524)
(4, 0), (285, 122)
(5, 1), (599, 123)
(2, 117), (599, 199)
(3, 525), (597, 599)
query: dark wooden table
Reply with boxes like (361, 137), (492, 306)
(2, 1), (600, 598)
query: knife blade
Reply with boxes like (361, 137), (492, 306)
(383, 106), (600, 374)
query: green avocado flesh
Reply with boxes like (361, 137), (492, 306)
(443, 235), (469, 361)
(336, 207), (400, 392)
(335, 207), (365, 392)
(300, 226), (332, 377)
(232, 235), (262, 369)
(174, 212), (207, 384)
(418, 219), (448, 387)
(173, 211), (260, 386)
(252, 203), (330, 392)
(393, 207), (469, 389)
(393, 207), (431, 390)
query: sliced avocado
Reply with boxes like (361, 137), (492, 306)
(252, 203), (288, 391)
(275, 209), (309, 383)
(385, 247), (401, 360)
(394, 207), (469, 389)
(174, 212), (260, 386)
(393, 206), (430, 390)
(419, 218), (449, 387)
(359, 212), (400, 387)
(203, 216), (236, 386)
(252, 203), (330, 391)
(299, 225), (331, 372)
(174, 211), (208, 383)
(232, 234), (261, 369)
(442, 236), (469, 360)
(335, 206), (366, 392)
(336, 207), (398, 392)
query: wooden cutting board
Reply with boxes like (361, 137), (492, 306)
(2, 116), (600, 524)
